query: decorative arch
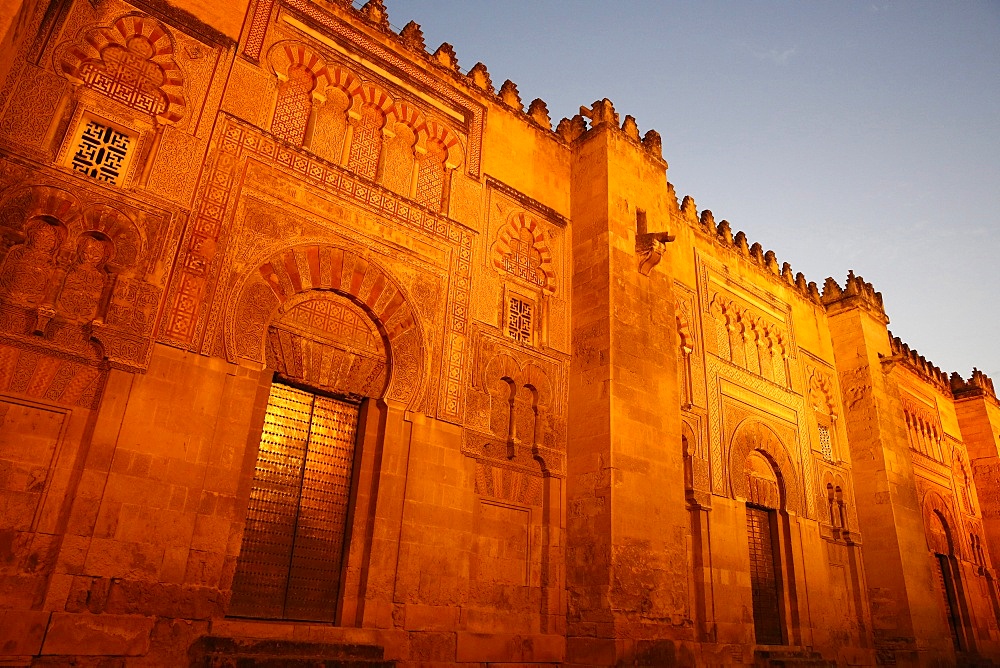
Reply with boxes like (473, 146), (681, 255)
(484, 353), (519, 446)
(226, 245), (425, 407)
(422, 118), (464, 170)
(356, 83), (394, 115)
(388, 100), (425, 133)
(520, 362), (552, 408)
(681, 421), (699, 459)
(729, 418), (802, 514)
(266, 41), (333, 90)
(0, 185), (81, 236)
(326, 66), (363, 113)
(346, 85), (392, 181)
(820, 471), (850, 530)
(484, 352), (520, 390)
(491, 211), (556, 293)
(676, 311), (693, 352)
(57, 14), (186, 123)
(77, 204), (144, 272)
(682, 421), (699, 497)
(923, 489), (961, 557)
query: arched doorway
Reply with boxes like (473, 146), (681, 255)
(229, 290), (390, 622)
(926, 508), (963, 651)
(745, 450), (785, 646)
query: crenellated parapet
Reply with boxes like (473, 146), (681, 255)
(951, 368), (998, 402)
(820, 271), (887, 322)
(340, 3), (669, 155)
(328, 2), (568, 141)
(553, 98), (664, 162)
(675, 195), (825, 306)
(886, 333), (951, 394)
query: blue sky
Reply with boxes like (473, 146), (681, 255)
(380, 1), (1000, 381)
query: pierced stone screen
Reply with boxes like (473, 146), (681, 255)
(818, 425), (833, 462)
(70, 120), (133, 185)
(507, 295), (533, 345)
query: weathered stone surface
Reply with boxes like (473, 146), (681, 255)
(41, 613), (154, 656)
(0, 0), (996, 665)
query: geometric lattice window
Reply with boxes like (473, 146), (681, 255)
(415, 138), (447, 212)
(70, 119), (134, 185)
(347, 105), (384, 181)
(80, 40), (169, 115)
(818, 425), (833, 462)
(506, 294), (534, 345)
(272, 64), (314, 145)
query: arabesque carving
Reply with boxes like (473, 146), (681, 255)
(807, 365), (837, 417)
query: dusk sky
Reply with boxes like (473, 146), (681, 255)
(382, 1), (1000, 381)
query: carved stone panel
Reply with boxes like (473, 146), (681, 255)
(0, 175), (176, 372)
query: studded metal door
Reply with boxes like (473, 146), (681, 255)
(747, 506), (783, 645)
(935, 554), (962, 650)
(230, 383), (359, 621)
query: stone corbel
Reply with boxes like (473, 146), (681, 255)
(635, 209), (674, 275)
(636, 230), (675, 276)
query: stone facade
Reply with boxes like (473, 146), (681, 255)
(0, 1), (999, 666)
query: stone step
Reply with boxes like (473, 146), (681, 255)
(189, 636), (394, 668)
(754, 648), (837, 667)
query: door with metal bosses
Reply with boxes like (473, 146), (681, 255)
(230, 382), (360, 622)
(747, 505), (784, 645)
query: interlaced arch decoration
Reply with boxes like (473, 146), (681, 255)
(728, 418), (802, 515)
(57, 14), (186, 123)
(422, 118), (464, 170)
(492, 212), (556, 293)
(266, 42), (335, 145)
(356, 83), (395, 115)
(262, 42), (467, 188)
(389, 100), (426, 132)
(226, 244), (425, 408)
